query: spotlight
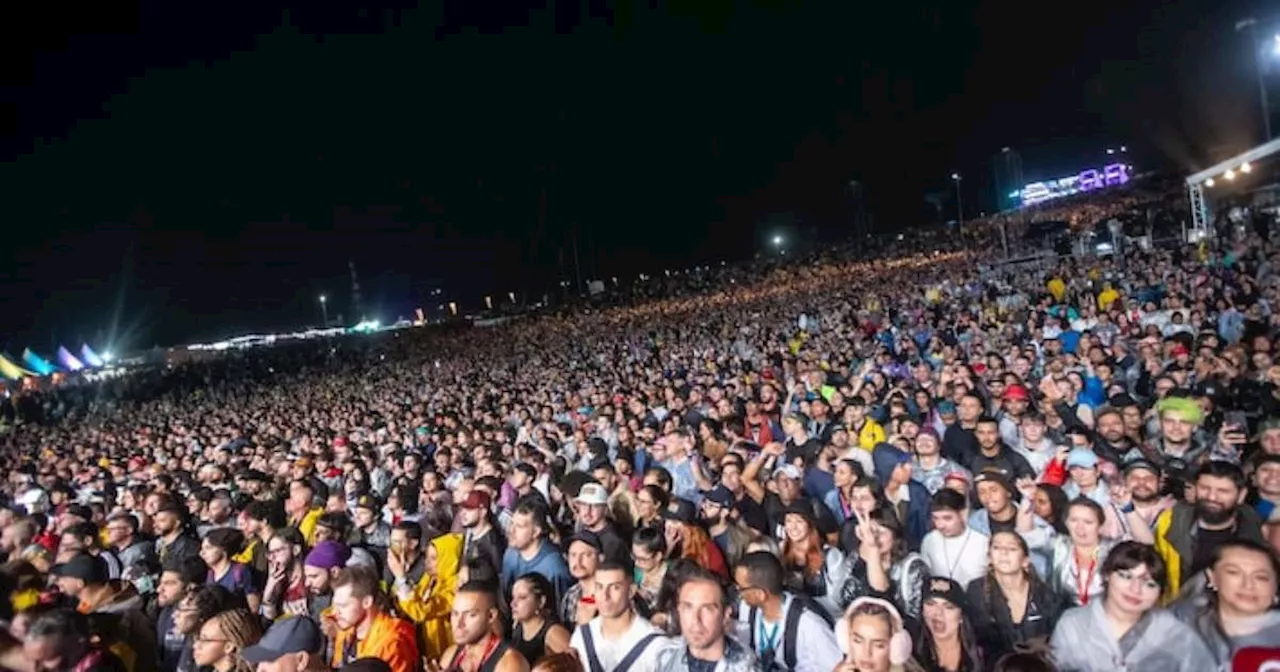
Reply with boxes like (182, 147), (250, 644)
(1241, 162), (1252, 173)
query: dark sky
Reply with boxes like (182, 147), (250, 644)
(0, 0), (1267, 349)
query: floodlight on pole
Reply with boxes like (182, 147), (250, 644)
(951, 173), (964, 231)
(772, 235), (783, 246)
(318, 294), (329, 326)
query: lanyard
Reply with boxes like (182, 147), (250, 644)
(942, 529), (972, 579)
(1075, 552), (1097, 606)
(755, 595), (791, 658)
(755, 619), (781, 659)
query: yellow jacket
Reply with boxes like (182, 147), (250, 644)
(1047, 277), (1066, 302)
(291, 507), (325, 547)
(853, 419), (886, 451)
(393, 532), (463, 662)
(1153, 510), (1179, 602)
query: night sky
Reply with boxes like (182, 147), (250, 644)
(0, 0), (1267, 349)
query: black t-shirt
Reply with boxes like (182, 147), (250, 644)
(734, 493), (771, 536)
(593, 523), (631, 565)
(988, 513), (1019, 535)
(1190, 525), (1237, 576)
(964, 446), (1036, 481)
(687, 654), (717, 672)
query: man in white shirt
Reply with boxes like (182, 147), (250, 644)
(920, 489), (989, 588)
(569, 560), (674, 672)
(732, 551), (842, 672)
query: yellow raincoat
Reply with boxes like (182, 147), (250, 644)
(393, 532), (463, 663)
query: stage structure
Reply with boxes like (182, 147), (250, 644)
(1186, 136), (1280, 237)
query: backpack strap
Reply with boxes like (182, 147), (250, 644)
(614, 633), (661, 672)
(782, 598), (833, 671)
(578, 624), (606, 672)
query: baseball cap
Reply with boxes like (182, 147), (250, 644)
(937, 400), (957, 414)
(924, 576), (968, 612)
(353, 494), (382, 512)
(1121, 458), (1159, 477)
(1002, 384), (1030, 402)
(973, 470), (1015, 496)
(773, 464), (803, 481)
(1066, 449), (1099, 469)
(241, 616), (323, 665)
(460, 490), (491, 510)
(703, 486), (734, 508)
(52, 553), (109, 584)
(662, 499), (698, 525)
(943, 470), (971, 486)
(574, 483), (609, 506)
(566, 530), (603, 553)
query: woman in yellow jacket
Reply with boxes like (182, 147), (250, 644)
(390, 531), (464, 663)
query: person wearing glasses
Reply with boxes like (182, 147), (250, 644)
(1049, 541), (1214, 671)
(171, 586), (236, 672)
(191, 609), (264, 672)
(734, 551), (841, 672)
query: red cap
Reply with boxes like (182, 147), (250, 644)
(1171, 343), (1190, 357)
(1002, 384), (1030, 401)
(333, 436), (349, 449)
(460, 490), (491, 510)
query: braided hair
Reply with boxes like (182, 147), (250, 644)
(208, 608), (264, 672)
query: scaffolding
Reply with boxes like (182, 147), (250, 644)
(1185, 136), (1280, 238)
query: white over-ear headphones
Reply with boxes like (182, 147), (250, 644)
(837, 597), (913, 667)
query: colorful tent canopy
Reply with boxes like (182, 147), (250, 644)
(57, 346), (84, 371)
(80, 344), (104, 368)
(21, 349), (55, 376)
(0, 354), (35, 380)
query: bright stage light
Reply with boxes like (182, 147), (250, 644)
(1241, 162), (1252, 173)
(1226, 169), (1236, 180)
(1206, 178), (1216, 187)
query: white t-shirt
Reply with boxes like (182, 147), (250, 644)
(570, 614), (673, 672)
(921, 528), (990, 588)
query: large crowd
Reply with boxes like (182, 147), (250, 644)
(0, 184), (1277, 672)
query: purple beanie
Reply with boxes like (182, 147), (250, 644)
(304, 541), (351, 570)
